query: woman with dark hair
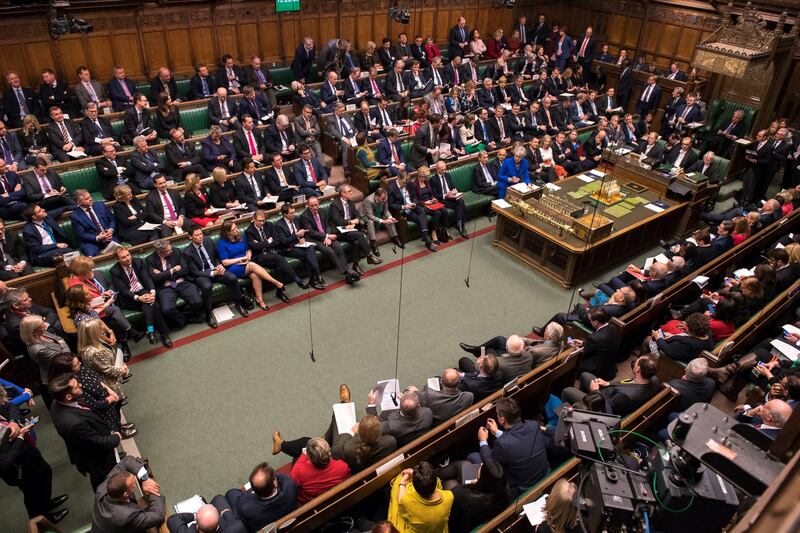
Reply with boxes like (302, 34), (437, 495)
(708, 295), (739, 340)
(355, 132), (391, 182)
(409, 166), (448, 244)
(650, 312), (714, 363)
(753, 263), (778, 301)
(469, 29), (487, 59)
(435, 459), (509, 532)
(388, 461), (453, 532)
(155, 92), (189, 139)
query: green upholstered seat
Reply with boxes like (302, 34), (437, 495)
(60, 166), (104, 200)
(57, 220), (78, 248)
(135, 83), (151, 100)
(181, 107), (211, 137)
(271, 67), (295, 100)
(695, 99), (757, 143)
(176, 79), (190, 99)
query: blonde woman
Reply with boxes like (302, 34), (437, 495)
(112, 184), (163, 244)
(78, 318), (129, 400)
(20, 314), (69, 404)
(539, 478), (579, 533)
(20, 114), (51, 165)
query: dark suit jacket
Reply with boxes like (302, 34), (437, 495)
(144, 188), (185, 224)
(376, 138), (406, 166)
(184, 189), (213, 220)
(343, 77), (366, 101)
(79, 116), (116, 153)
(672, 103), (702, 125)
(164, 141), (202, 174)
(320, 81), (342, 106)
(146, 248), (190, 288)
(472, 163), (499, 195)
(367, 406), (434, 447)
(150, 76), (179, 103)
(430, 172), (459, 202)
(183, 236), (224, 279)
(668, 377), (716, 412)
(291, 44), (317, 81)
(244, 222), (283, 257)
(377, 48), (396, 71)
(129, 149), (165, 187)
(232, 128), (265, 160)
(237, 94), (271, 122)
(21, 170), (64, 202)
(2, 87), (38, 128)
(110, 257), (155, 306)
(243, 64), (273, 90)
(410, 123), (438, 168)
(96, 157), (134, 200)
(50, 401), (119, 477)
(262, 124), (297, 156)
(262, 166), (296, 195)
(122, 107), (154, 144)
(487, 116), (511, 142)
(637, 140), (664, 161)
(0, 228), (28, 265)
(216, 65), (245, 92)
(579, 325), (623, 380)
(39, 80), (76, 117)
(478, 420), (548, 496)
(208, 97), (239, 127)
(666, 148), (699, 169)
(293, 157), (328, 187)
(299, 208), (335, 240)
(107, 78), (137, 112)
(46, 119), (83, 153)
(22, 212), (70, 259)
(460, 372), (504, 402)
(273, 218), (303, 252)
(0, 133), (25, 166)
(686, 159), (721, 183)
(225, 475), (297, 532)
(187, 74), (218, 101)
(448, 25), (469, 58)
(417, 387), (474, 425)
(328, 197), (359, 228)
(234, 172), (267, 209)
(602, 379), (662, 416)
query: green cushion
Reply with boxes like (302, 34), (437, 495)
(181, 107), (211, 136)
(60, 166), (104, 199)
(578, 131), (592, 145)
(111, 119), (125, 138)
(57, 220), (77, 248)
(176, 79), (191, 99)
(135, 83), (151, 100)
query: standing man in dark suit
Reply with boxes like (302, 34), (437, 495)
(245, 209), (308, 290)
(22, 204), (74, 266)
(617, 62), (635, 111)
(144, 175), (185, 235)
(636, 75), (661, 117)
(329, 184), (381, 271)
(150, 67), (181, 104)
(448, 17), (469, 59)
(22, 159), (75, 211)
(70, 189), (118, 257)
(164, 129), (208, 181)
(184, 225), (250, 318)
(742, 129), (775, 205)
(147, 239), (207, 328)
(0, 160), (29, 220)
(96, 145), (139, 200)
(217, 55), (245, 95)
(0, 220), (33, 279)
(244, 55), (278, 109)
(91, 455), (166, 533)
(661, 87), (685, 137)
(39, 69), (77, 118)
(410, 114), (441, 169)
(110, 247), (172, 348)
(514, 15), (532, 45)
(0, 120), (26, 170)
(107, 65), (137, 112)
(187, 63), (217, 101)
(432, 159), (469, 239)
(48, 374), (122, 490)
(233, 115), (266, 166)
(79, 102), (120, 156)
(3, 71), (39, 128)
(574, 26), (596, 72)
(291, 36), (317, 84)
(45, 106), (86, 162)
(122, 93), (158, 146)
(299, 195), (361, 284)
(208, 88), (240, 132)
(274, 203), (326, 290)
(533, 14), (549, 46)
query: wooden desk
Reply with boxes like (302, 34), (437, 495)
(491, 172), (687, 288)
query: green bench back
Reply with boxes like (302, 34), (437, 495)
(181, 107), (211, 135)
(60, 166), (104, 200)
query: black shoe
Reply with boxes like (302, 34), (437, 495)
(128, 328), (146, 343)
(433, 238), (441, 245)
(48, 494), (69, 509)
(187, 314), (205, 324)
(235, 301), (249, 317)
(425, 241), (438, 252)
(371, 244), (381, 257)
(121, 423), (136, 431)
(206, 314), (218, 328)
(352, 262), (364, 275)
(120, 427), (138, 439)
(46, 509), (69, 524)
(487, 210), (497, 220)
(458, 225), (470, 239)
(439, 229), (451, 243)
(345, 271), (360, 284)
(367, 253), (382, 265)
(459, 342), (481, 356)
(242, 295), (255, 310)
(531, 326), (544, 337)
(121, 374), (131, 384)
(392, 237), (405, 249)
(310, 279), (326, 290)
(121, 342), (132, 362)
(160, 335), (173, 348)
(276, 287), (291, 303)
(19, 408), (31, 416)
(296, 279), (309, 290)
(119, 398), (129, 407)
(658, 239), (669, 249)
(147, 332), (158, 344)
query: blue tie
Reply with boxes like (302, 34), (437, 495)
(481, 121), (488, 140)
(201, 78), (209, 96)
(42, 222), (56, 243)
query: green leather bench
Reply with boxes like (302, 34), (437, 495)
(447, 160), (493, 222)
(176, 79), (190, 99)
(181, 107), (211, 137)
(270, 66), (295, 101)
(695, 99), (757, 149)
(135, 83), (150, 100)
(59, 166), (105, 201)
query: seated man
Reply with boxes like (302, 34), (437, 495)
(80, 102), (120, 156)
(596, 261), (671, 300)
(45, 106), (86, 162)
(329, 184), (382, 271)
(225, 463), (296, 532)
(651, 312), (714, 363)
(686, 150), (722, 184)
(468, 397), (548, 498)
(562, 355), (661, 416)
(146, 239), (206, 329)
(376, 129), (414, 176)
(165, 128), (208, 181)
(143, 175), (185, 235)
(122, 93), (158, 146)
(636, 131), (664, 161)
(666, 358), (716, 415)
(129, 136), (166, 190)
(22, 204), (75, 267)
(0, 220), (33, 280)
(234, 158), (270, 211)
(167, 496), (246, 533)
(1, 286), (61, 356)
(292, 145), (327, 198)
(96, 144), (140, 201)
(458, 354), (504, 402)
(460, 323), (565, 368)
(299, 195), (361, 284)
(262, 155), (299, 203)
(70, 189), (118, 257)
(742, 399), (792, 440)
(361, 186), (402, 255)
(472, 150), (499, 197)
(110, 247), (172, 348)
(574, 307), (623, 379)
(366, 390), (434, 447)
(22, 159), (76, 212)
(91, 455), (165, 533)
(0, 157), (29, 220)
(263, 114), (298, 160)
(387, 171), (437, 251)
(459, 335), (532, 382)
(274, 203), (325, 291)
(408, 368), (474, 425)
(431, 160), (469, 239)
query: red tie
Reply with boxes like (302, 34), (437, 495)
(579, 37), (589, 57)
(247, 131), (257, 155)
(307, 161), (317, 183)
(390, 143), (400, 164)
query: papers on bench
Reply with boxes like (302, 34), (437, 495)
(735, 138), (753, 145)
(511, 183), (533, 192)
(274, 85), (289, 92)
(492, 199), (512, 209)
(67, 150), (88, 158)
(375, 379), (401, 411)
(643, 253), (669, 270)
(692, 275), (710, 288)
(522, 494), (549, 526)
(375, 453), (406, 476)
(687, 122), (703, 129)
(62, 251), (80, 266)
(733, 267), (755, 279)
(771, 339), (799, 361)
(294, 241), (315, 248)
(544, 183), (561, 192)
(90, 296), (106, 308)
(333, 402), (357, 436)
(644, 203), (665, 213)
(174, 494), (205, 515)
(211, 305), (236, 324)
(588, 169), (606, 178)
(102, 241), (124, 255)
(137, 222), (162, 231)
(784, 324), (800, 337)
(261, 195), (280, 204)
(337, 226), (358, 233)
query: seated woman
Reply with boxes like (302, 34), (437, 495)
(216, 220), (288, 310)
(388, 461), (453, 532)
(409, 166), (448, 244)
(207, 167), (243, 209)
(355, 132), (391, 182)
(291, 80), (323, 116)
(20, 314), (70, 407)
(289, 437), (351, 505)
(183, 173), (219, 227)
(202, 125), (239, 172)
(424, 35), (441, 62)
(539, 135), (567, 180)
(20, 114), (51, 165)
(506, 29), (522, 55)
(358, 41), (381, 71)
(459, 81), (479, 113)
(648, 312), (715, 363)
(731, 216), (750, 246)
(0, 376), (33, 408)
(459, 112), (484, 154)
(486, 30), (505, 59)
(469, 30), (487, 59)
(112, 184), (169, 244)
(436, 459), (508, 533)
(445, 86), (462, 114)
(154, 92), (191, 140)
(538, 478), (580, 533)
(67, 256), (144, 358)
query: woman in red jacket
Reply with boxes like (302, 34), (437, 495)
(424, 35), (441, 62)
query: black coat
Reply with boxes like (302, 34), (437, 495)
(50, 401), (119, 478)
(578, 325), (623, 380)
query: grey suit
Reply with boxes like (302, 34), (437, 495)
(91, 456), (166, 533)
(75, 80), (110, 111)
(528, 340), (563, 366)
(417, 387), (474, 425)
(361, 192), (397, 241)
(294, 113), (323, 159)
(367, 405), (434, 447)
(325, 113), (357, 170)
(27, 332), (71, 383)
(497, 352), (534, 382)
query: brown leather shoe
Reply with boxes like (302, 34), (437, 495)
(707, 362), (738, 385)
(339, 384), (351, 404)
(271, 430), (283, 455)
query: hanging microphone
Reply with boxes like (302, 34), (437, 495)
(306, 278), (316, 362)
(464, 214), (479, 287)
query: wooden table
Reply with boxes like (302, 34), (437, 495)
(491, 170), (690, 288)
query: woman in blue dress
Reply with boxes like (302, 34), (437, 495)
(217, 220), (289, 311)
(497, 146), (531, 199)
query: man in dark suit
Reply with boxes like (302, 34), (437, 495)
(0, 157), (28, 218)
(91, 455), (166, 533)
(164, 129), (208, 181)
(387, 173), (436, 251)
(262, 115), (298, 160)
(376, 130), (413, 176)
(291, 37), (316, 83)
(187, 63), (217, 100)
(636, 75), (661, 117)
(45, 106), (86, 162)
(299, 195), (361, 284)
(686, 151), (722, 183)
(216, 55), (245, 95)
(237, 86), (272, 125)
(78, 102), (120, 156)
(410, 115), (441, 169)
(225, 463), (297, 532)
(574, 26), (596, 71)
(147, 239), (207, 328)
(0, 220), (33, 279)
(668, 94), (702, 134)
(444, 56), (463, 86)
(663, 136), (698, 171)
(110, 247), (172, 347)
(392, 32), (413, 69)
(488, 105), (512, 147)
(411, 368), (473, 426)
(292, 145), (327, 197)
(377, 38), (396, 71)
(22, 159), (75, 211)
(144, 175), (185, 235)
(245, 209), (308, 291)
(150, 67), (181, 104)
(514, 15), (532, 45)
(767, 248), (797, 293)
(343, 68), (368, 102)
(460, 59), (480, 85)
(474, 108), (497, 150)
(563, 355), (662, 416)
(533, 14), (548, 45)
(470, 397), (549, 498)
(660, 87), (686, 137)
(617, 63), (635, 111)
(472, 150), (499, 197)
(49, 374), (122, 490)
(107, 66), (137, 112)
(666, 359), (716, 412)
(122, 93), (158, 146)
(96, 145), (139, 200)
(363, 67), (386, 103)
(39, 69), (77, 118)
(263, 154), (299, 202)
(741, 129), (774, 205)
(129, 137), (166, 190)
(636, 132), (664, 161)
(274, 203), (325, 290)
(22, 204), (74, 266)
(458, 353), (504, 402)
(320, 71), (344, 107)
(168, 496), (247, 533)
(328, 184), (381, 271)
(538, 97), (563, 135)
(0, 120), (26, 170)
(3, 71), (39, 128)
(665, 63), (688, 81)
(698, 109), (746, 157)
(70, 189), (119, 257)
(233, 116), (266, 165)
(354, 100), (381, 141)
(448, 17), (469, 59)
(370, 97), (399, 137)
(234, 159), (270, 211)
(208, 88), (240, 132)
(477, 79), (497, 109)
(431, 160), (469, 239)
(184, 225), (250, 319)
(243, 55), (277, 109)
(384, 61), (410, 102)
(411, 34), (429, 68)
(574, 308), (622, 380)
(366, 390), (434, 447)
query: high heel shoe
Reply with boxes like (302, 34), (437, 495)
(256, 300), (270, 311)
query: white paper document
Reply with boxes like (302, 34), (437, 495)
(174, 495), (205, 515)
(588, 169), (606, 178)
(544, 183), (561, 191)
(577, 174), (595, 183)
(644, 203), (665, 213)
(692, 275), (710, 288)
(375, 453), (405, 476)
(102, 241), (123, 254)
(137, 222), (162, 231)
(522, 494), (549, 526)
(333, 402), (357, 436)
(67, 150), (88, 158)
(211, 305), (236, 323)
(375, 379), (401, 411)
(492, 199), (512, 209)
(735, 138), (752, 145)
(427, 377), (441, 391)
(734, 267), (754, 279)
(261, 195), (280, 204)
(294, 241), (316, 248)
(511, 183), (532, 192)
(771, 339), (799, 361)
(783, 324), (800, 336)
(337, 226), (358, 233)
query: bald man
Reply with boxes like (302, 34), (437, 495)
(166, 496), (247, 532)
(747, 399), (792, 440)
(408, 368), (474, 425)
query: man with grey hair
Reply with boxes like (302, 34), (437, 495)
(753, 399), (792, 440)
(458, 335), (532, 382)
(208, 87), (239, 132)
(698, 109), (746, 157)
(263, 114), (297, 159)
(145, 239), (207, 328)
(366, 389), (434, 447)
(329, 183), (381, 270)
(79, 101), (119, 156)
(668, 358), (715, 412)
(129, 135), (165, 189)
(686, 150), (721, 183)
(408, 368), (474, 425)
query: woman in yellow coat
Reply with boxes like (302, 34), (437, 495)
(388, 462), (454, 533)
